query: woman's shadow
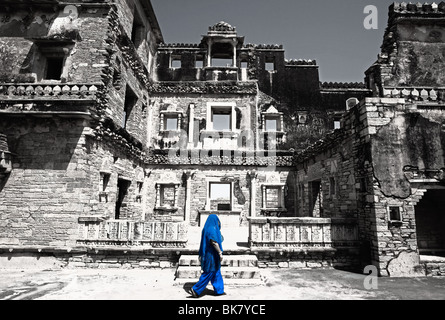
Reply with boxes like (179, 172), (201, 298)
(183, 282), (223, 298)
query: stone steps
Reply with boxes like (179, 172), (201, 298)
(174, 255), (264, 286)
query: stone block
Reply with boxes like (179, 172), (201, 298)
(387, 251), (424, 277)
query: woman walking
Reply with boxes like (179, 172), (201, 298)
(190, 214), (225, 298)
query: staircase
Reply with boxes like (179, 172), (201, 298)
(174, 255), (264, 286)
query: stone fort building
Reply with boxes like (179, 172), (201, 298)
(0, 0), (444, 278)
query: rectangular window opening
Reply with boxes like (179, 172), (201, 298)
(195, 59), (204, 68)
(160, 185), (176, 208)
(265, 186), (282, 208)
(212, 108), (232, 131)
(210, 183), (232, 211)
(334, 120), (341, 130)
(241, 61), (248, 69)
(389, 207), (401, 221)
(265, 62), (275, 71)
(171, 59), (182, 69)
(165, 116), (179, 131)
(45, 57), (64, 80)
(265, 118), (279, 132)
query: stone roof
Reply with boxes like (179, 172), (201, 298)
(320, 82), (367, 89)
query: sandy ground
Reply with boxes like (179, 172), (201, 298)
(1, 267), (445, 301)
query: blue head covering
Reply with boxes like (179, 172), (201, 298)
(199, 214), (224, 273)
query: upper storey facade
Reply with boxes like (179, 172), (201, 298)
(155, 21), (321, 104)
(0, 0), (163, 148)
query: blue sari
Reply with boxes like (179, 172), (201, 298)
(198, 214), (224, 273)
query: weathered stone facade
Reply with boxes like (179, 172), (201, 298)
(0, 1), (444, 276)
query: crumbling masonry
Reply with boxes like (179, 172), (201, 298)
(0, 1), (444, 277)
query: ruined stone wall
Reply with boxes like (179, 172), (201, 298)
(0, 117), (94, 247)
(0, 115), (151, 247)
(0, 4), (110, 83)
(296, 143), (358, 219)
(366, 3), (445, 93)
(358, 97), (445, 276)
(386, 22), (445, 87)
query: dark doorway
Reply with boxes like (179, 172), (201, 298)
(415, 189), (445, 257)
(45, 57), (64, 80)
(308, 180), (323, 217)
(115, 179), (130, 220)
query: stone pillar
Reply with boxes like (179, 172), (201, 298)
(261, 185), (266, 209)
(249, 170), (258, 217)
(188, 104), (195, 147)
(232, 41), (237, 67)
(174, 185), (179, 208)
(281, 185), (285, 209)
(155, 184), (161, 207)
(160, 113), (165, 131)
(178, 114), (182, 130)
(207, 39), (212, 67)
(184, 170), (195, 224)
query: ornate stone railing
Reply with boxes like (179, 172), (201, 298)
(77, 218), (188, 248)
(146, 150), (296, 167)
(0, 83), (102, 100)
(248, 217), (359, 249)
(382, 87), (445, 102)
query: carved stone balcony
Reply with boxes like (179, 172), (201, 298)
(0, 83), (101, 101)
(382, 87), (445, 102)
(77, 218), (188, 248)
(248, 217), (359, 249)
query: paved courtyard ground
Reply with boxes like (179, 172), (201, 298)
(1, 267), (444, 301)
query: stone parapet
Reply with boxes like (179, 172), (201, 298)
(77, 219), (188, 249)
(382, 86), (445, 102)
(249, 217), (360, 249)
(150, 81), (258, 95)
(0, 83), (101, 101)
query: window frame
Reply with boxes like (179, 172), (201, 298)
(206, 102), (236, 132)
(206, 181), (233, 211)
(261, 183), (286, 210)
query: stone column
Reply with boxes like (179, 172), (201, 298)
(155, 184), (161, 207)
(184, 170), (195, 223)
(174, 185), (179, 208)
(232, 41), (237, 67)
(188, 104), (195, 147)
(280, 185), (285, 209)
(261, 185), (266, 209)
(249, 170), (258, 217)
(207, 39), (212, 67)
(160, 113), (165, 131)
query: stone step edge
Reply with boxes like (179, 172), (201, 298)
(179, 255), (259, 267)
(175, 266), (261, 280)
(173, 278), (265, 287)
